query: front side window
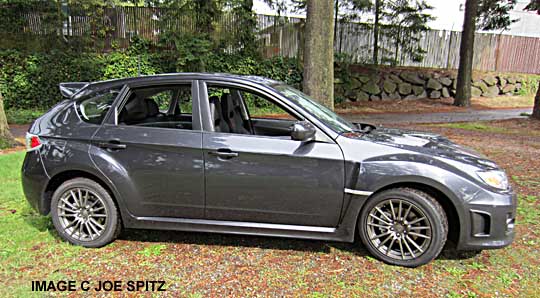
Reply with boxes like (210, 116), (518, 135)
(207, 84), (301, 137)
(77, 87), (121, 124)
(118, 85), (193, 130)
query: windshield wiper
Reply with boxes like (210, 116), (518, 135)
(353, 122), (376, 134)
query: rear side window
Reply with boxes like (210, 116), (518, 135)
(77, 87), (121, 124)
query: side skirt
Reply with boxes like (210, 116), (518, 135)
(122, 193), (370, 243)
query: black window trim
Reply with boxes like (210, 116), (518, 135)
(103, 79), (203, 131)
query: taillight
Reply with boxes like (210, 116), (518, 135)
(26, 133), (42, 152)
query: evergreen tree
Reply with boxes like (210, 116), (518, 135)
(524, 0), (539, 119)
(454, 0), (517, 107)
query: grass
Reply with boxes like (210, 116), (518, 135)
(0, 138), (12, 150)
(472, 95), (534, 109)
(5, 109), (46, 125)
(432, 122), (508, 133)
(432, 121), (540, 137)
(1, 120), (540, 297)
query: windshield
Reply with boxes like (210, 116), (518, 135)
(274, 84), (356, 133)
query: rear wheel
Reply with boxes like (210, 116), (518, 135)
(358, 188), (448, 267)
(50, 178), (121, 247)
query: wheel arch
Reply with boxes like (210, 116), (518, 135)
(357, 179), (463, 247)
(43, 170), (122, 220)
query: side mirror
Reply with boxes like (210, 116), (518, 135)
(291, 121), (316, 142)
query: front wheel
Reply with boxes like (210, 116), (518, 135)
(50, 178), (121, 247)
(358, 188), (448, 267)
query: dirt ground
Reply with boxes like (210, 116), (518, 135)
(335, 96), (534, 115)
(1, 118), (539, 297)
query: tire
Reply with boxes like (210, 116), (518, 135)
(358, 188), (448, 267)
(50, 178), (121, 248)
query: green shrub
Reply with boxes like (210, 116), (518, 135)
(0, 47), (301, 111)
(6, 108), (46, 125)
(0, 50), (102, 109)
(516, 75), (540, 96)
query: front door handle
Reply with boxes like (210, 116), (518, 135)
(208, 149), (239, 159)
(95, 140), (127, 150)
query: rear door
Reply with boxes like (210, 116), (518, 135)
(90, 80), (205, 218)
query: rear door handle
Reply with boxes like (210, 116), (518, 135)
(208, 149), (239, 159)
(95, 140), (127, 150)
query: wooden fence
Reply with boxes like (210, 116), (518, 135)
(266, 16), (540, 74)
(1, 4), (539, 74)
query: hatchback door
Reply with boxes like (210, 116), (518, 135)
(200, 81), (345, 227)
(90, 80), (205, 218)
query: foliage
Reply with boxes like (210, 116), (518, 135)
(334, 52), (356, 104)
(525, 0), (540, 13)
(476, 0), (517, 30)
(0, 0), (259, 55)
(148, 0), (259, 61)
(5, 109), (46, 125)
(159, 33), (214, 72)
(0, 46), (301, 110)
(230, 0), (259, 56)
(0, 49), (100, 109)
(0, 1), (64, 52)
(378, 0), (434, 65)
(515, 76), (540, 96)
(0, 45), (163, 109)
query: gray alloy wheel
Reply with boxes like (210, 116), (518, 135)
(358, 188), (448, 267)
(51, 178), (121, 247)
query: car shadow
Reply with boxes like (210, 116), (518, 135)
(119, 228), (369, 256)
(24, 214), (480, 263)
(118, 228), (479, 261)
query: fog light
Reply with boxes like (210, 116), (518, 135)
(506, 214), (515, 233)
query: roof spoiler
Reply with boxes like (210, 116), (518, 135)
(59, 82), (89, 98)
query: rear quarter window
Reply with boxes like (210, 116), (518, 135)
(76, 87), (121, 124)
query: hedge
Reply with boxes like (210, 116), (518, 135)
(0, 49), (302, 110)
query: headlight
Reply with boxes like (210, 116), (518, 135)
(476, 170), (509, 190)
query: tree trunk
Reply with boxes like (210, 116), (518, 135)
(532, 83), (540, 120)
(303, 0), (335, 109)
(454, 0), (478, 107)
(373, 0), (381, 65)
(0, 91), (16, 148)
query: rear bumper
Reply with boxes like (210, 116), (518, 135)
(21, 151), (50, 215)
(457, 191), (517, 250)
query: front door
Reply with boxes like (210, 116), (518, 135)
(90, 82), (205, 218)
(201, 82), (345, 227)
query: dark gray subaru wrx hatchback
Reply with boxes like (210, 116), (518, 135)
(22, 73), (516, 267)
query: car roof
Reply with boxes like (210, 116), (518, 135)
(72, 73), (282, 99)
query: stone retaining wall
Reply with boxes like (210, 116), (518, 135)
(334, 67), (529, 102)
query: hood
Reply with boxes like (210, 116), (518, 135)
(344, 126), (499, 171)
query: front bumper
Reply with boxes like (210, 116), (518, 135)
(457, 190), (517, 250)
